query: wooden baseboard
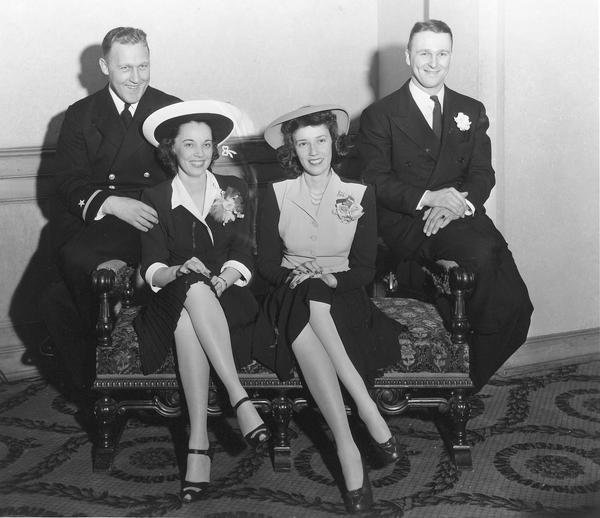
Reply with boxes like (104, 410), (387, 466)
(498, 327), (600, 376)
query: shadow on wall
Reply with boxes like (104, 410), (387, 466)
(8, 44), (105, 378)
(343, 45), (411, 181)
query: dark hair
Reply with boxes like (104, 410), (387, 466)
(277, 110), (348, 177)
(102, 27), (148, 56)
(157, 117), (220, 176)
(408, 20), (453, 50)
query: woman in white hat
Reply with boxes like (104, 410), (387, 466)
(257, 106), (406, 513)
(136, 100), (272, 502)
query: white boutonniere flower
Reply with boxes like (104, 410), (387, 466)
(454, 112), (471, 131)
(333, 191), (364, 223)
(209, 187), (245, 225)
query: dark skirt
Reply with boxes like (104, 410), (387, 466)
(134, 272), (273, 375)
(255, 278), (406, 382)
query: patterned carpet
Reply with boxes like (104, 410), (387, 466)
(1, 360), (599, 518)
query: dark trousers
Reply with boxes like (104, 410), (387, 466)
(390, 213), (533, 391)
(41, 216), (141, 388)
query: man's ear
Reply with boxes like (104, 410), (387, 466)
(405, 49), (411, 67)
(99, 57), (109, 76)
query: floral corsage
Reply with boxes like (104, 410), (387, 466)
(454, 112), (471, 131)
(333, 191), (364, 223)
(209, 187), (244, 225)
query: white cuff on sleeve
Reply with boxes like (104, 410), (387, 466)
(145, 262), (168, 293)
(465, 199), (475, 216)
(221, 260), (251, 287)
(416, 190), (430, 211)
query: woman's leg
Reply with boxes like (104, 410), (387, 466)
(292, 324), (363, 491)
(174, 309), (211, 484)
(308, 300), (391, 444)
(183, 282), (263, 437)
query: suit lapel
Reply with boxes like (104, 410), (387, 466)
(285, 175), (318, 222)
(112, 87), (156, 165)
(88, 86), (125, 160)
(390, 82), (440, 159)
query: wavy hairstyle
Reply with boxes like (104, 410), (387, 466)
(156, 117), (220, 177)
(101, 27), (148, 56)
(277, 110), (349, 177)
(408, 19), (453, 50)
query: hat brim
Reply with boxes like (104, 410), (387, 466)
(264, 104), (349, 149)
(143, 100), (236, 147)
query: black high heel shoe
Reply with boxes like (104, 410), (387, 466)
(181, 448), (212, 503)
(233, 397), (270, 448)
(372, 432), (400, 467)
(343, 459), (373, 514)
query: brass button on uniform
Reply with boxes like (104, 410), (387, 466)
(143, 172), (150, 178)
(108, 185), (116, 190)
(108, 173), (116, 181)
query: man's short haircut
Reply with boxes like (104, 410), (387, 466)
(102, 27), (148, 56)
(408, 19), (453, 50)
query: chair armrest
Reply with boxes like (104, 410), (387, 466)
(448, 266), (475, 346)
(92, 269), (116, 347)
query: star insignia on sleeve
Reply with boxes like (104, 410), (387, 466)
(78, 199), (85, 207)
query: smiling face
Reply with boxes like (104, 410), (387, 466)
(173, 121), (214, 177)
(292, 124), (333, 177)
(405, 30), (452, 94)
(99, 42), (150, 104)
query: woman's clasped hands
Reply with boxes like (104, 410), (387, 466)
(288, 260), (337, 289)
(175, 257), (229, 297)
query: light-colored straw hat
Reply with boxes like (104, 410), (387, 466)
(263, 104), (349, 149)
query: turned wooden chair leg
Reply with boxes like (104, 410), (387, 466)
(271, 395), (293, 472)
(450, 388), (472, 470)
(93, 393), (123, 472)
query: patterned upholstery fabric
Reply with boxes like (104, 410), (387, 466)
(96, 297), (469, 377)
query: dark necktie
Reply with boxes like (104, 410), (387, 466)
(430, 95), (442, 139)
(121, 103), (133, 128)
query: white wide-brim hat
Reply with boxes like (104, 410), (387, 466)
(143, 100), (236, 147)
(264, 104), (349, 149)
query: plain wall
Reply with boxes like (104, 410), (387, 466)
(1, 0), (378, 147)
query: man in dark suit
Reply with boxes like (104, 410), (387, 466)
(358, 20), (533, 391)
(44, 27), (180, 389)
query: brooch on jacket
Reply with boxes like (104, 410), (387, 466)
(333, 191), (364, 223)
(209, 187), (244, 225)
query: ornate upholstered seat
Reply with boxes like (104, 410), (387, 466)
(92, 262), (475, 473)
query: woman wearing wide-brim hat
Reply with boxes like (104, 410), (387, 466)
(135, 100), (273, 503)
(257, 105), (406, 514)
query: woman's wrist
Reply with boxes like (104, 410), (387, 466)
(219, 267), (242, 287)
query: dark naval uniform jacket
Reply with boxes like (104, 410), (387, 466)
(54, 85), (180, 253)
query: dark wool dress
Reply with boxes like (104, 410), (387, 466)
(134, 173), (273, 375)
(255, 174), (406, 382)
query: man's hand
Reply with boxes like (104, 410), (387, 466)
(421, 188), (469, 217)
(422, 207), (458, 236)
(103, 196), (159, 231)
